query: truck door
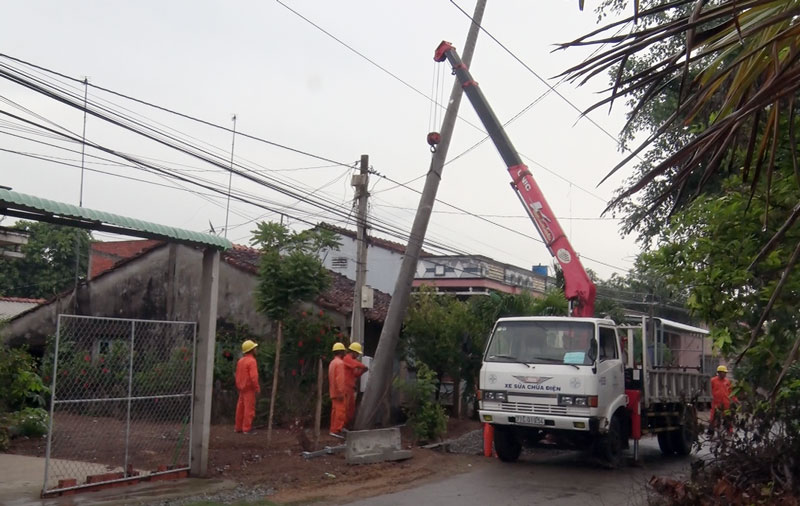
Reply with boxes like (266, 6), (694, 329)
(597, 326), (624, 412)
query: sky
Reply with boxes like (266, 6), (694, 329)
(0, 1), (642, 280)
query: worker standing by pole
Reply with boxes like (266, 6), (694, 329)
(343, 342), (368, 428)
(329, 343), (348, 438)
(234, 340), (260, 434)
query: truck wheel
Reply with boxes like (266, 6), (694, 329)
(657, 432), (674, 455)
(670, 406), (698, 456)
(493, 426), (521, 462)
(595, 415), (623, 468)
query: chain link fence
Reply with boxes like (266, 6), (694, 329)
(43, 315), (196, 495)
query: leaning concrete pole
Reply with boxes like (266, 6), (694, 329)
(355, 0), (487, 429)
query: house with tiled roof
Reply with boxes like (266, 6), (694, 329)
(88, 239), (162, 279)
(0, 296), (46, 320)
(2, 240), (390, 356)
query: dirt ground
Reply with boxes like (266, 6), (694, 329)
(205, 418), (485, 504)
(7, 416), (486, 504)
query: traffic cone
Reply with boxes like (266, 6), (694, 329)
(483, 423), (494, 457)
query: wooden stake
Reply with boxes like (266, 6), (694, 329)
(267, 320), (282, 445)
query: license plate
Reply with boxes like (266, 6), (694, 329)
(517, 415), (545, 426)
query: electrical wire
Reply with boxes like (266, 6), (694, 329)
(0, 53), (354, 169)
(0, 51), (633, 275)
(449, 0), (627, 153)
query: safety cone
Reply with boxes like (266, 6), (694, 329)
(482, 423), (494, 457)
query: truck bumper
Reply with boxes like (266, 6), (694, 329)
(479, 409), (599, 432)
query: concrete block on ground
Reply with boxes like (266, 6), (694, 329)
(345, 427), (413, 464)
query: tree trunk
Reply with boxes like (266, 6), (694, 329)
(453, 373), (462, 419)
(267, 320), (282, 445)
(314, 357), (323, 447)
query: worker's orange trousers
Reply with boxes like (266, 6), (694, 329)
(235, 389), (256, 433)
(330, 398), (347, 434)
(345, 390), (356, 427)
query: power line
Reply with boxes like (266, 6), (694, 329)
(449, 0), (627, 154)
(0, 53), (355, 169)
(268, 3), (612, 206)
(366, 167), (631, 273)
(0, 62), (368, 228)
(0, 109), (471, 258)
(0, 51), (633, 276)
(371, 202), (618, 220)
(272, 0), (487, 136)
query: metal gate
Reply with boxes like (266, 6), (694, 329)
(43, 315), (196, 495)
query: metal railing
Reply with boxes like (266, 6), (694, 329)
(43, 315), (196, 495)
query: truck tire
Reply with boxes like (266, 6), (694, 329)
(594, 414), (623, 468)
(493, 426), (521, 462)
(671, 406), (698, 456)
(657, 432), (674, 455)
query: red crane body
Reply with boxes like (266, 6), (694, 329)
(434, 41), (596, 316)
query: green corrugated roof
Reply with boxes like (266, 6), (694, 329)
(0, 189), (231, 250)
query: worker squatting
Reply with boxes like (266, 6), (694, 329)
(234, 339), (368, 438)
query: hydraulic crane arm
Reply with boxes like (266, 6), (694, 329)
(434, 41), (596, 316)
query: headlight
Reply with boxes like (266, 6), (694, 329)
(482, 391), (507, 402)
(558, 395), (596, 407)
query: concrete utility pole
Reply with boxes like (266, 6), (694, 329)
(191, 248), (220, 476)
(350, 154), (369, 345)
(355, 0), (487, 429)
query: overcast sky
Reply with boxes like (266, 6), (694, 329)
(0, 1), (641, 280)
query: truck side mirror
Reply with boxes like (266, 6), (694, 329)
(587, 340), (598, 363)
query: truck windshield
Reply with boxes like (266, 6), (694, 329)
(485, 320), (595, 366)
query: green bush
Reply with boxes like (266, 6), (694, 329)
(9, 407), (49, 437)
(0, 346), (48, 412)
(395, 362), (448, 443)
(0, 347), (50, 447)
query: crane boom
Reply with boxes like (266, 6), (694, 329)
(434, 41), (596, 316)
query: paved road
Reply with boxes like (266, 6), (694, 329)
(346, 438), (697, 506)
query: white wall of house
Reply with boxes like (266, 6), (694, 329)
(320, 234), (405, 295)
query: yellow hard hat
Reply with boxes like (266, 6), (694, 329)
(717, 365), (728, 373)
(241, 340), (258, 354)
(332, 342), (346, 352)
(348, 342), (363, 355)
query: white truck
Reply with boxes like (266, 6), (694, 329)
(433, 41), (711, 465)
(477, 315), (710, 465)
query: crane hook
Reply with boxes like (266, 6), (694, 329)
(427, 131), (441, 153)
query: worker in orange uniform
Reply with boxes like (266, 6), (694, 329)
(235, 339), (260, 434)
(328, 342), (348, 439)
(709, 364), (737, 434)
(343, 342), (368, 428)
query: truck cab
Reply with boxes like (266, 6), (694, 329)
(478, 316), (628, 463)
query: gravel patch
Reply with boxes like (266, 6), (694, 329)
(443, 429), (484, 455)
(156, 484), (276, 505)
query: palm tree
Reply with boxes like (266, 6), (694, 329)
(564, 0), (800, 380)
